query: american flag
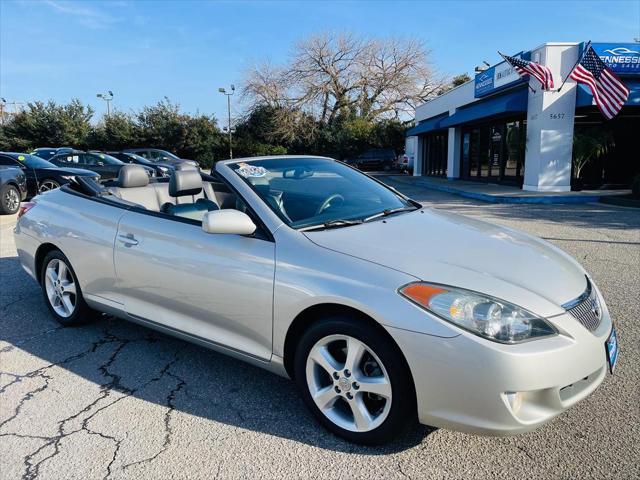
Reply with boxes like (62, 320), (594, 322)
(569, 45), (630, 120)
(500, 53), (555, 90)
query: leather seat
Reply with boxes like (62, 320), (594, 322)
(107, 165), (161, 210)
(161, 169), (219, 221)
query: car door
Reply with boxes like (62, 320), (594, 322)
(113, 209), (275, 360)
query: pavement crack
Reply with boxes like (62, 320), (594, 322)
(515, 444), (535, 461)
(121, 356), (186, 470)
(0, 326), (66, 353)
(0, 294), (32, 312)
(7, 324), (185, 479)
(20, 328), (132, 480)
(0, 372), (52, 430)
(397, 462), (411, 479)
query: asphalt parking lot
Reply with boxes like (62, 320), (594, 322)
(1, 180), (639, 480)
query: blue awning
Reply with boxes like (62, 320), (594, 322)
(406, 113), (448, 136)
(440, 88), (528, 128)
(576, 80), (640, 107)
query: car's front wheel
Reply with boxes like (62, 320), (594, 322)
(0, 184), (21, 214)
(294, 316), (416, 445)
(40, 250), (97, 326)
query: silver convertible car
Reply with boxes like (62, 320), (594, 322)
(14, 156), (618, 445)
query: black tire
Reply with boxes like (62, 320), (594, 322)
(40, 249), (98, 326)
(294, 316), (417, 445)
(0, 184), (20, 215)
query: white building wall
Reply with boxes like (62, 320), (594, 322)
(404, 136), (418, 173)
(523, 43), (579, 192)
(415, 81), (477, 122)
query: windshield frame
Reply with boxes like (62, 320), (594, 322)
(227, 156), (419, 231)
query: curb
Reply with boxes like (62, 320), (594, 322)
(390, 177), (603, 204)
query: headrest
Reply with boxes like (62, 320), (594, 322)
(118, 164), (149, 188)
(175, 163), (198, 171)
(169, 169), (202, 197)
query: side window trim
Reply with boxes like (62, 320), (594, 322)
(126, 206), (274, 242)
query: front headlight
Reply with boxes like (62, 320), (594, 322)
(399, 282), (557, 343)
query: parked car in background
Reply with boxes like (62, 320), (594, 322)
(394, 153), (414, 174)
(105, 151), (174, 178)
(49, 150), (155, 181)
(350, 149), (396, 171)
(30, 147), (74, 161)
(0, 165), (27, 214)
(0, 152), (100, 198)
(123, 148), (199, 168)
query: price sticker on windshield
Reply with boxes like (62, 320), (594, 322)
(237, 162), (268, 178)
(17, 155), (25, 161)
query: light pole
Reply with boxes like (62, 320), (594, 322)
(96, 91), (114, 117)
(218, 85), (235, 159)
(0, 98), (6, 126)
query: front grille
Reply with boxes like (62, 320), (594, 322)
(562, 278), (602, 332)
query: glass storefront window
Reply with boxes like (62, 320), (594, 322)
(461, 117), (525, 185)
(421, 131), (448, 177)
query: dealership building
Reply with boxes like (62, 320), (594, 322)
(406, 42), (639, 191)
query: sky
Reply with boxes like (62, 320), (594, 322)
(1, 0), (639, 124)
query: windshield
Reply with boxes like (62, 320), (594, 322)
(158, 150), (180, 160)
(118, 152), (151, 164)
(18, 154), (57, 169)
(230, 157), (416, 229)
(89, 153), (124, 165)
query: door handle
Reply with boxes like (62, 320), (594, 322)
(117, 233), (138, 246)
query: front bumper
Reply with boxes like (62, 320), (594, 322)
(387, 307), (612, 436)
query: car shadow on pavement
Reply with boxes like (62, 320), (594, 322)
(0, 255), (435, 454)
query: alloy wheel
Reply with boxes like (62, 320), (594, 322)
(305, 334), (392, 432)
(44, 258), (77, 318)
(4, 188), (19, 212)
(38, 180), (61, 193)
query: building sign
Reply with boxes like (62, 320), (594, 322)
(475, 55), (526, 98)
(592, 43), (640, 74)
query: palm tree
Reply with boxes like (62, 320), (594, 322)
(572, 129), (614, 180)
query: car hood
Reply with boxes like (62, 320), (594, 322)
(42, 167), (97, 176)
(303, 208), (587, 317)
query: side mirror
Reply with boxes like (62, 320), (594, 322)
(202, 210), (256, 235)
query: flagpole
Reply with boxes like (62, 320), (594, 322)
(498, 51), (536, 94)
(556, 41), (591, 93)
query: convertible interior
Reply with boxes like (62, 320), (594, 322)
(98, 164), (243, 222)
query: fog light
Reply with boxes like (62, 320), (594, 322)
(505, 392), (523, 414)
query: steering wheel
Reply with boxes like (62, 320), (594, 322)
(316, 193), (345, 215)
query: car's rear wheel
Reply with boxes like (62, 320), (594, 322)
(294, 316), (416, 445)
(38, 179), (61, 194)
(0, 184), (20, 215)
(41, 250), (96, 326)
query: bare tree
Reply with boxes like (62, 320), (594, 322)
(243, 32), (445, 125)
